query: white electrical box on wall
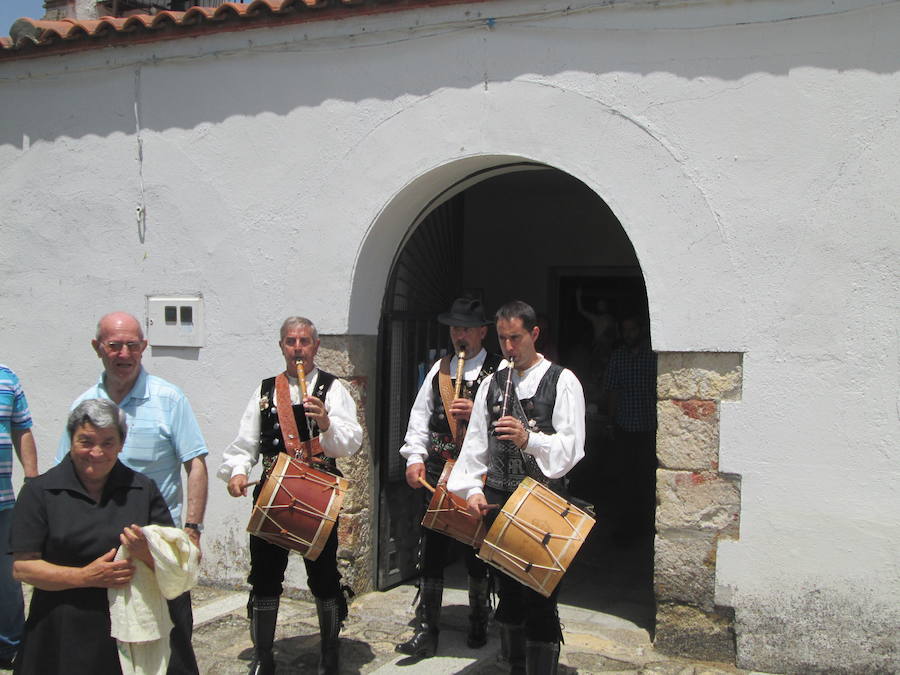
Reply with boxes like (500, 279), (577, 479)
(146, 295), (205, 347)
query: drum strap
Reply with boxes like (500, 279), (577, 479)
(437, 356), (461, 447)
(274, 373), (322, 461)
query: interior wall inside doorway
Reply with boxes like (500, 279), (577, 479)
(461, 169), (638, 315)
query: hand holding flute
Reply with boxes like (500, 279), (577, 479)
(448, 347), (474, 421)
(297, 359), (331, 432)
(492, 360), (529, 449)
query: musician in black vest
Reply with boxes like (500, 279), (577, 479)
(448, 300), (586, 674)
(396, 298), (503, 658)
(219, 317), (363, 675)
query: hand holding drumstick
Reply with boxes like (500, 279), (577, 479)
(466, 493), (499, 519)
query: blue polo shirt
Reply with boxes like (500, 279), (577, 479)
(1, 365), (33, 511)
(56, 368), (208, 524)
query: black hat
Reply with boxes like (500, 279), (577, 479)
(437, 298), (491, 327)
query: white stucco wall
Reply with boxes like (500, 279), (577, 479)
(1, 0), (898, 670)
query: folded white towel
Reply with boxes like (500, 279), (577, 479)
(108, 525), (200, 675)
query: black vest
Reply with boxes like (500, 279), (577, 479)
(484, 362), (566, 494)
(426, 353), (502, 470)
(258, 370), (337, 473)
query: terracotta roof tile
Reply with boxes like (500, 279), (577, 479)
(1, 0), (485, 60)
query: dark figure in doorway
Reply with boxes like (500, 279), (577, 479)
(604, 315), (658, 540)
(396, 298), (502, 658)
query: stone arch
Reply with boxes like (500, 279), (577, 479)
(336, 81), (745, 352)
(336, 81), (745, 660)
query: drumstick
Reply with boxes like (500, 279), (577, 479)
(245, 480), (259, 488)
(417, 476), (436, 493)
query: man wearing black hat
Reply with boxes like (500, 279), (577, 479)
(396, 297), (503, 658)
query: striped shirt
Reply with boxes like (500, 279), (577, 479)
(1, 365), (33, 510)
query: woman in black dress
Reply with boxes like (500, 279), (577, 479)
(10, 399), (173, 674)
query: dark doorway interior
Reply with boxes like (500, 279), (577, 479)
(376, 167), (655, 630)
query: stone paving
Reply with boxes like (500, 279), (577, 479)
(192, 583), (753, 674)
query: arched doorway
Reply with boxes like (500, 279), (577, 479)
(375, 164), (656, 628)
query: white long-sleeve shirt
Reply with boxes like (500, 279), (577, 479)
(217, 369), (362, 482)
(398, 348), (498, 467)
(447, 357), (586, 502)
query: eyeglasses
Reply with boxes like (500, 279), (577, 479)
(103, 341), (143, 354)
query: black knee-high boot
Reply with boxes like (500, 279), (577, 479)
(467, 575), (491, 648)
(395, 578), (443, 658)
(525, 640), (560, 675)
(316, 597), (342, 675)
(498, 622), (526, 674)
(249, 596), (279, 675)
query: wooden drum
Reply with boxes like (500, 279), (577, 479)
(421, 460), (486, 548)
(478, 477), (595, 597)
(247, 452), (348, 561)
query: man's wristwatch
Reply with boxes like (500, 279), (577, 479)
(184, 522), (204, 534)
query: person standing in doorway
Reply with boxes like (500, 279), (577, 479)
(604, 314), (658, 540)
(56, 312), (209, 674)
(396, 298), (503, 658)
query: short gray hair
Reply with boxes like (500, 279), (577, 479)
(67, 399), (128, 443)
(95, 312), (144, 341)
(280, 316), (318, 341)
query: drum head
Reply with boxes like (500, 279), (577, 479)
(478, 478), (595, 597)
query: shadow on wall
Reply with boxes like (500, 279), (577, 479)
(1, 1), (898, 146)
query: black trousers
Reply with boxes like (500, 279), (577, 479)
(483, 485), (562, 643)
(248, 481), (343, 600)
(167, 591), (199, 675)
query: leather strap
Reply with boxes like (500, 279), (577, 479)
(437, 356), (460, 444)
(274, 373), (322, 461)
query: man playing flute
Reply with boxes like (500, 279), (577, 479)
(448, 300), (586, 673)
(396, 297), (503, 658)
(219, 316), (363, 675)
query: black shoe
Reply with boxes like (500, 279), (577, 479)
(395, 578), (443, 658)
(248, 650), (274, 675)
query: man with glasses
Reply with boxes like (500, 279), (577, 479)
(56, 311), (208, 675)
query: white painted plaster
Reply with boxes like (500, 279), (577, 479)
(1, 0), (898, 669)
